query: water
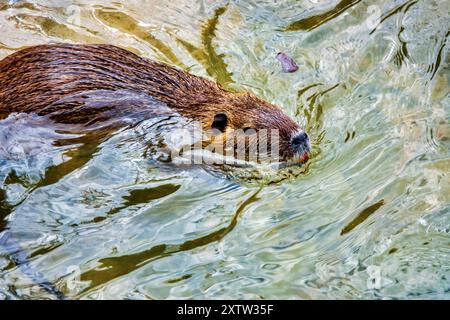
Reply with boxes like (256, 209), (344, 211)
(0, 0), (449, 299)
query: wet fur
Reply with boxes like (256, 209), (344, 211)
(0, 44), (302, 160)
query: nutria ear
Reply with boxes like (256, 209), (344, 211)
(211, 113), (228, 132)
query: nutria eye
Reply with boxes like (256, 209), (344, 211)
(211, 113), (228, 132)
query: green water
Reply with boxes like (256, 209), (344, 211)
(0, 0), (449, 299)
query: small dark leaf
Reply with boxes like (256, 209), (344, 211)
(276, 52), (299, 73)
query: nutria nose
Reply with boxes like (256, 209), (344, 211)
(291, 131), (310, 152)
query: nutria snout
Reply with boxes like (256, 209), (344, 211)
(291, 131), (311, 163)
(0, 44), (310, 165)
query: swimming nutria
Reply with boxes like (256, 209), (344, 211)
(0, 44), (310, 164)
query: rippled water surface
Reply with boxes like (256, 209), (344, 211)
(0, 0), (449, 299)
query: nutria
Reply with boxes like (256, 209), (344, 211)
(0, 44), (310, 164)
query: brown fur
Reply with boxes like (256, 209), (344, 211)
(0, 44), (304, 161)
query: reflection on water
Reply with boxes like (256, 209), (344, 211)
(0, 0), (449, 299)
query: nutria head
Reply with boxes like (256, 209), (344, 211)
(191, 92), (311, 165)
